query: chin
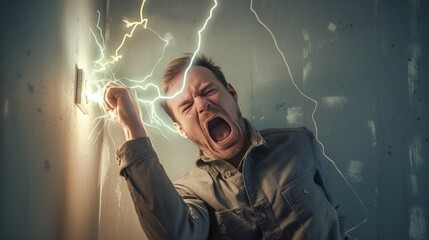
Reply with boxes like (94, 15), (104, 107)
(213, 137), (245, 160)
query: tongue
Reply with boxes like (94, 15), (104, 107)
(209, 120), (231, 142)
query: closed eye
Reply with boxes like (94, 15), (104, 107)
(204, 89), (215, 96)
(182, 103), (192, 113)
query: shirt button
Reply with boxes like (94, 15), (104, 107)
(302, 188), (309, 195)
(224, 171), (232, 178)
(220, 223), (228, 233)
(260, 212), (267, 218)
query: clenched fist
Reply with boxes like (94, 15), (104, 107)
(102, 82), (147, 140)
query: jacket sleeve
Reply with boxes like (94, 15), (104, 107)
(116, 137), (210, 240)
(302, 127), (349, 240)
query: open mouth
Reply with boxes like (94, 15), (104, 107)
(207, 117), (232, 143)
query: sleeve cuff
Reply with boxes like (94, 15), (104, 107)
(116, 137), (158, 176)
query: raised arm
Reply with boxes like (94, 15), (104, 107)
(102, 83), (210, 239)
(102, 82), (147, 140)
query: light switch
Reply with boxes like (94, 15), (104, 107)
(75, 66), (89, 114)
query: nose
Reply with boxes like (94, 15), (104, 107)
(195, 96), (212, 113)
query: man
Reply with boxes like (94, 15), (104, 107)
(103, 54), (347, 239)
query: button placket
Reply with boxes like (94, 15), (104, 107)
(242, 154), (284, 238)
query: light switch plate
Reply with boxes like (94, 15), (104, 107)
(75, 66), (89, 114)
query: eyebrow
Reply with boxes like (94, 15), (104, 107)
(178, 96), (192, 110)
(177, 82), (212, 109)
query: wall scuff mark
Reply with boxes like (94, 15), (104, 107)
(322, 96), (348, 109)
(368, 120), (376, 146)
(347, 160), (364, 183)
(409, 207), (427, 240)
(409, 174), (419, 197)
(409, 135), (423, 172)
(286, 107), (303, 125)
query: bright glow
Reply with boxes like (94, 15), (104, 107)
(129, 0), (218, 133)
(87, 0), (219, 139)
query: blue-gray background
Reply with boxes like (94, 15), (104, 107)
(1, 0), (427, 239)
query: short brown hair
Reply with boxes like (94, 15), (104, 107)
(160, 53), (227, 121)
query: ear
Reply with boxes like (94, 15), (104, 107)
(173, 122), (188, 138)
(226, 83), (238, 101)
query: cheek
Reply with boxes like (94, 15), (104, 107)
(222, 98), (239, 115)
(181, 112), (202, 132)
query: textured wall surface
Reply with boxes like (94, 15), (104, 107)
(1, 0), (428, 239)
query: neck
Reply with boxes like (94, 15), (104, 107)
(228, 126), (252, 169)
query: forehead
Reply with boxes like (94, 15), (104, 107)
(164, 66), (223, 115)
(166, 66), (220, 100)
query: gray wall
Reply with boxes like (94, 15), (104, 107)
(1, 0), (428, 239)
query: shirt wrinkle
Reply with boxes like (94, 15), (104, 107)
(116, 121), (347, 240)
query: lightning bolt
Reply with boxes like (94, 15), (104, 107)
(87, 0), (366, 235)
(130, 0), (219, 133)
(87, 0), (219, 143)
(96, 0), (149, 70)
(87, 0), (173, 143)
(249, 0), (367, 235)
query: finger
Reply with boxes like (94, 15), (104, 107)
(100, 85), (111, 112)
(104, 87), (117, 110)
(102, 81), (123, 110)
(102, 81), (122, 103)
(102, 87), (114, 111)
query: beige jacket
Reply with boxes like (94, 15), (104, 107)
(116, 123), (346, 240)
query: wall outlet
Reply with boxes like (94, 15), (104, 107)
(75, 66), (89, 114)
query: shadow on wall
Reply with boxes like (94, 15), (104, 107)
(1, 0), (106, 239)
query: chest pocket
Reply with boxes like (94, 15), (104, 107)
(211, 207), (259, 240)
(280, 170), (340, 240)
